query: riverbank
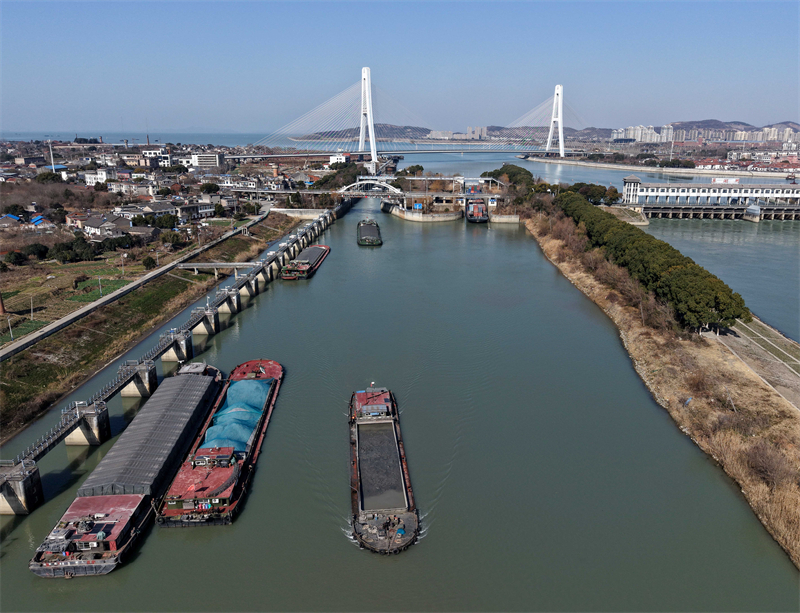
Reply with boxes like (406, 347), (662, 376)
(0, 213), (299, 443)
(524, 156), (793, 179)
(525, 216), (800, 569)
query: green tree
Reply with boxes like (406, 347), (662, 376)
(35, 172), (62, 184)
(94, 181), (108, 192)
(23, 243), (49, 260)
(4, 251), (26, 266)
(154, 214), (178, 229)
(2, 204), (25, 218)
(214, 203), (226, 217)
(605, 186), (621, 204)
(142, 256), (157, 270)
(158, 187), (172, 196)
(160, 230), (181, 245)
(200, 183), (220, 194)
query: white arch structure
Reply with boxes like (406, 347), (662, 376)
(338, 180), (402, 195)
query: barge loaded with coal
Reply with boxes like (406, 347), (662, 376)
(357, 219), (383, 246)
(280, 245), (330, 280)
(349, 387), (419, 554)
(29, 363), (222, 578)
(157, 359), (284, 526)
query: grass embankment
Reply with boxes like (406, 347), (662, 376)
(526, 210), (800, 569)
(0, 213), (298, 442)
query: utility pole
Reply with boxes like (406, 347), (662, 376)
(7, 316), (13, 341)
(30, 296), (33, 321)
(98, 277), (103, 297)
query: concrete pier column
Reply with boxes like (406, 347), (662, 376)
(240, 277), (259, 298)
(217, 288), (241, 314)
(0, 463), (44, 515)
(162, 329), (193, 362)
(192, 308), (220, 336)
(65, 401), (112, 445)
(121, 360), (158, 398)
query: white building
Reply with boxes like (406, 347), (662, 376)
(190, 153), (225, 168)
(84, 168), (117, 186)
(329, 153), (350, 165)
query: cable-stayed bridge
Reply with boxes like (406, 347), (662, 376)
(237, 68), (585, 164)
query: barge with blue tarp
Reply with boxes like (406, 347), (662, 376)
(350, 387), (419, 554)
(157, 359), (284, 526)
(29, 363), (223, 578)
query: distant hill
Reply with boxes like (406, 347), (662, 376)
(667, 119), (798, 132)
(762, 121), (800, 131)
(298, 124), (430, 140)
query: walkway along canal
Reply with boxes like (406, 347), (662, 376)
(0, 197), (797, 611)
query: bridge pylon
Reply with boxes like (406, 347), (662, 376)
(545, 84), (565, 158)
(358, 67), (378, 174)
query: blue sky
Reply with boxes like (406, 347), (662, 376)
(1, 1), (797, 133)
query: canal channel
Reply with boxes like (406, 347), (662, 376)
(1, 190), (798, 610)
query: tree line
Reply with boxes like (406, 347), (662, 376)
(555, 190), (750, 329)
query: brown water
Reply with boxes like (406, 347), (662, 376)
(1, 198), (798, 611)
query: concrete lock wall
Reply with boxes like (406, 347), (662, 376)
(191, 310), (219, 336)
(0, 468), (44, 515)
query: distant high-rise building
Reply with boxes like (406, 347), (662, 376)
(660, 125), (674, 142)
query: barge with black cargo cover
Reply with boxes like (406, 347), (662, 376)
(349, 387), (419, 554)
(357, 219), (383, 246)
(157, 359), (284, 526)
(29, 363), (222, 578)
(280, 245), (330, 280)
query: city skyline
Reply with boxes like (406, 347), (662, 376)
(1, 1), (797, 134)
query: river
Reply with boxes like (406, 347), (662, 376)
(1, 191), (798, 611)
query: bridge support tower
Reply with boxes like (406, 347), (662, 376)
(161, 329), (194, 362)
(545, 84), (565, 158)
(358, 67), (378, 175)
(191, 307), (220, 336)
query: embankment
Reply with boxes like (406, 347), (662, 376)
(525, 217), (800, 569)
(0, 214), (299, 442)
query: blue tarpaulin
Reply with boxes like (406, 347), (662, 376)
(202, 379), (273, 452)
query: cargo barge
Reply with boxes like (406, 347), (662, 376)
(280, 245), (330, 280)
(357, 219), (383, 246)
(29, 363), (222, 578)
(349, 387), (418, 554)
(157, 360), (284, 527)
(466, 200), (489, 223)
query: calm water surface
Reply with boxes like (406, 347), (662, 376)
(1, 198), (797, 611)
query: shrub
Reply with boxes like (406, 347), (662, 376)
(142, 256), (157, 270)
(4, 251), (26, 266)
(746, 440), (793, 488)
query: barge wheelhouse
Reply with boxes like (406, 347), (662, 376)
(157, 359), (284, 526)
(349, 387), (419, 554)
(280, 245), (330, 280)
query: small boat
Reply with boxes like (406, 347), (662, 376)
(786, 173), (796, 183)
(357, 219), (383, 246)
(157, 360), (284, 527)
(466, 200), (489, 223)
(280, 245), (330, 280)
(350, 386), (419, 554)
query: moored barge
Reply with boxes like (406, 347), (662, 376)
(157, 359), (284, 526)
(280, 245), (330, 280)
(29, 363), (222, 578)
(357, 219), (383, 246)
(466, 200), (489, 223)
(350, 387), (418, 554)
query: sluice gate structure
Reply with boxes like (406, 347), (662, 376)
(1, 207), (343, 515)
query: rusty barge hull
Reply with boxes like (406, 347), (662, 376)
(349, 387), (419, 554)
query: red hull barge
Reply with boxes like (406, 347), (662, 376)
(280, 245), (330, 280)
(350, 387), (419, 554)
(157, 359), (284, 527)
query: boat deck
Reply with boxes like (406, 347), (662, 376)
(358, 422), (406, 511)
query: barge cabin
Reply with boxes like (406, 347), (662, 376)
(350, 387), (419, 554)
(29, 363), (222, 578)
(280, 245), (330, 280)
(157, 360), (284, 526)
